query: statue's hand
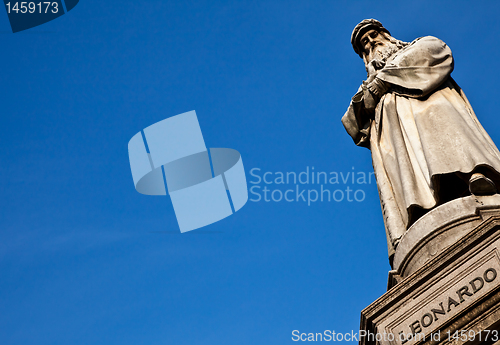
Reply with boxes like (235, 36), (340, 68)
(368, 78), (390, 98)
(366, 59), (386, 83)
(371, 59), (386, 70)
(363, 78), (390, 111)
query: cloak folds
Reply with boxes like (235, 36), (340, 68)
(342, 36), (500, 258)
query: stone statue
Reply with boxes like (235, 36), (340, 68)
(342, 19), (500, 262)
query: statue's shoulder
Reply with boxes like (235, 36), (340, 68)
(393, 36), (450, 59)
(412, 36), (442, 43)
(408, 36), (448, 50)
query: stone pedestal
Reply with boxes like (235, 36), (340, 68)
(359, 195), (500, 345)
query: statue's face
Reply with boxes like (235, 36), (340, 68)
(360, 29), (392, 62)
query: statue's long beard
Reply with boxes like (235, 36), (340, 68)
(363, 42), (401, 69)
(371, 43), (400, 63)
(363, 35), (409, 72)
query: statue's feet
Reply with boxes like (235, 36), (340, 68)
(469, 173), (497, 195)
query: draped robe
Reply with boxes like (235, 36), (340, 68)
(342, 36), (500, 258)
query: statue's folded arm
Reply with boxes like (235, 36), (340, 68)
(377, 36), (454, 98)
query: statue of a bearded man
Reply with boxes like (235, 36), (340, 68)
(342, 19), (500, 262)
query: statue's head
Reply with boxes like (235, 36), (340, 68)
(351, 19), (408, 69)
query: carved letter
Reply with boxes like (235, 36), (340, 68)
(470, 277), (484, 293)
(410, 320), (422, 334)
(456, 286), (473, 303)
(447, 296), (460, 312)
(421, 313), (433, 327)
(431, 302), (446, 321)
(399, 331), (408, 344)
(484, 268), (497, 283)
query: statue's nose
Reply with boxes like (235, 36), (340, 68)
(369, 39), (379, 48)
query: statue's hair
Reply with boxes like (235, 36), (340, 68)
(385, 32), (409, 51)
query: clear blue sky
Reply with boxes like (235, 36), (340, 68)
(1, 1), (499, 344)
